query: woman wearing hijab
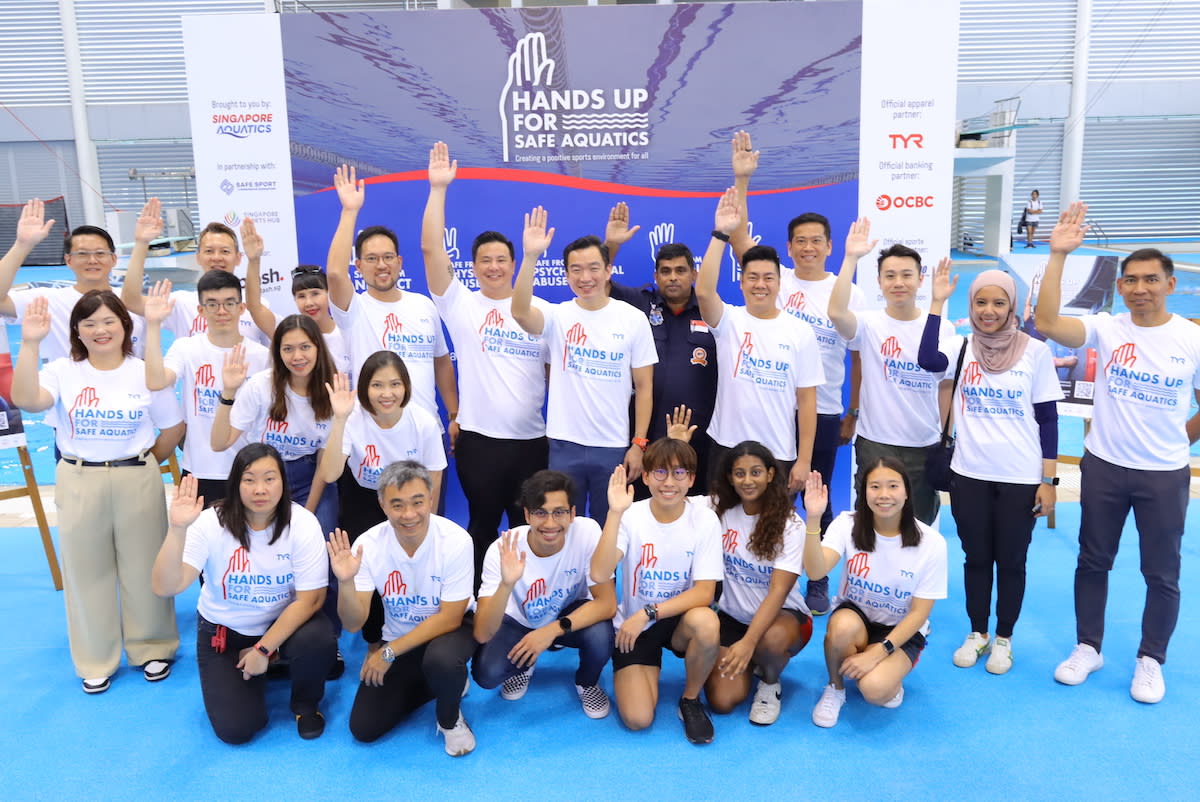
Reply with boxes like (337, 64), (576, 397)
(919, 267), (1062, 675)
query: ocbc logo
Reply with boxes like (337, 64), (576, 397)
(875, 194), (935, 211)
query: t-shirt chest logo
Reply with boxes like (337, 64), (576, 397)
(1105, 342), (1137, 372)
(221, 547), (251, 599)
(631, 542), (659, 596)
(523, 577), (547, 608)
(564, 322), (588, 368)
(785, 291), (807, 313)
(190, 315), (208, 336)
(846, 552), (871, 578)
(722, 528), (739, 554)
(68, 387), (101, 437)
(962, 362), (982, 385)
(479, 307), (506, 350)
(358, 444), (383, 485)
(193, 364), (219, 416)
(383, 570), (408, 597)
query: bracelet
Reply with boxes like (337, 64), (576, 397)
(254, 642), (276, 658)
(711, 230), (731, 243)
(219, 395), (235, 406)
(806, 530), (822, 537)
(631, 437), (650, 451)
(846, 408), (859, 417)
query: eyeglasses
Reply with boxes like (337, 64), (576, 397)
(649, 467), (693, 482)
(791, 237), (827, 247)
(361, 253), (399, 267)
(528, 508), (572, 522)
(201, 299), (242, 312)
(69, 250), (115, 261)
(292, 266), (323, 278)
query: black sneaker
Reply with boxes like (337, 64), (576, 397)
(677, 696), (714, 744)
(296, 710), (326, 740)
(327, 649), (345, 680)
(805, 576), (831, 616)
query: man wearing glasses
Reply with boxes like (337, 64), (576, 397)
(120, 199), (269, 346)
(326, 165), (457, 423)
(0, 199), (146, 358)
(472, 470), (617, 719)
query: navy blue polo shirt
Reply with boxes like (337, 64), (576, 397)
(609, 280), (718, 441)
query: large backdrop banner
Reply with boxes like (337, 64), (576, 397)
(184, 0), (957, 310)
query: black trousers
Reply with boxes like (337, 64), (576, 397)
(196, 612), (336, 745)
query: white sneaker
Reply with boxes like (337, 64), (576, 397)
(437, 713), (476, 757)
(575, 683), (611, 719)
(812, 684), (846, 728)
(952, 632), (990, 668)
(882, 684), (904, 709)
(985, 637), (1013, 675)
(749, 680), (782, 725)
(1130, 656), (1165, 704)
(500, 666), (534, 701)
(1054, 643), (1104, 685)
(143, 660), (171, 682)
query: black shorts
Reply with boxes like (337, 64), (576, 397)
(717, 608), (813, 650)
(611, 617), (687, 671)
(834, 601), (926, 666)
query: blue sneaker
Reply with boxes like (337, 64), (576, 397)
(805, 576), (831, 616)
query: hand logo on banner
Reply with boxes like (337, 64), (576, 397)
(648, 222), (675, 262)
(729, 221), (762, 282)
(444, 227), (459, 262)
(499, 32), (557, 162)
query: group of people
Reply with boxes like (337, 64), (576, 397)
(1, 131), (1194, 751)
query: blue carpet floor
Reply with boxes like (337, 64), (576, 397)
(1, 497), (1197, 801)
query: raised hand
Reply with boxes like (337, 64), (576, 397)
(523, 206), (556, 257)
(325, 372), (355, 419)
(714, 187), (741, 236)
(497, 530), (527, 587)
(240, 217), (263, 261)
(605, 202), (641, 246)
(134, 198), (163, 245)
(169, 474), (205, 529)
(731, 130), (760, 180)
(326, 528), (363, 583)
(15, 198), (56, 248)
(221, 343), (248, 394)
(1049, 202), (1090, 255)
(144, 279), (174, 325)
(428, 141), (457, 189)
(20, 296), (51, 343)
(931, 257), (958, 305)
(802, 470), (828, 525)
(333, 164), (365, 211)
(607, 464), (635, 516)
(665, 405), (696, 442)
(843, 216), (878, 262)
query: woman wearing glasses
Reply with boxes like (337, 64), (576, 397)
(13, 290), (183, 694)
(317, 350), (446, 644)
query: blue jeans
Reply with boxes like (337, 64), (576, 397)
(285, 453), (340, 631)
(472, 599), (614, 688)
(549, 439), (627, 523)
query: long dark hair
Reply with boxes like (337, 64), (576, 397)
(711, 441), (793, 561)
(69, 290), (133, 361)
(269, 314), (334, 422)
(851, 456), (921, 552)
(215, 443), (291, 549)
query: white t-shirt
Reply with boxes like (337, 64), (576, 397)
(706, 304), (825, 460)
(183, 504), (329, 636)
(1081, 312), (1200, 470)
(166, 289), (269, 346)
(1026, 198), (1043, 224)
(9, 286), (146, 360)
(229, 370), (330, 461)
(823, 511), (947, 629)
(939, 334), (1062, 483)
(432, 278), (548, 440)
(478, 517), (602, 629)
(779, 273), (863, 414)
(713, 502), (809, 623)
(614, 498), (723, 630)
(850, 310), (954, 447)
(40, 356), (181, 461)
(352, 516), (474, 641)
(543, 299), (658, 448)
(340, 404), (447, 490)
(329, 291), (449, 416)
(164, 334), (271, 479)
(267, 308), (353, 376)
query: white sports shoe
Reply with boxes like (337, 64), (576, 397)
(952, 632), (990, 668)
(500, 666), (534, 701)
(749, 680), (782, 725)
(812, 684), (846, 728)
(882, 684), (904, 709)
(986, 637), (1013, 675)
(437, 713), (476, 757)
(1130, 656), (1165, 704)
(1054, 643), (1104, 685)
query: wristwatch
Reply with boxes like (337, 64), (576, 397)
(643, 603), (658, 622)
(381, 645), (396, 663)
(881, 638), (896, 656)
(558, 616), (573, 634)
(1041, 476), (1060, 486)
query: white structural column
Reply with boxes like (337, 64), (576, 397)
(57, 0), (105, 227)
(1060, 0), (1091, 207)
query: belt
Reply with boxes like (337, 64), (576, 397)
(61, 453), (148, 468)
